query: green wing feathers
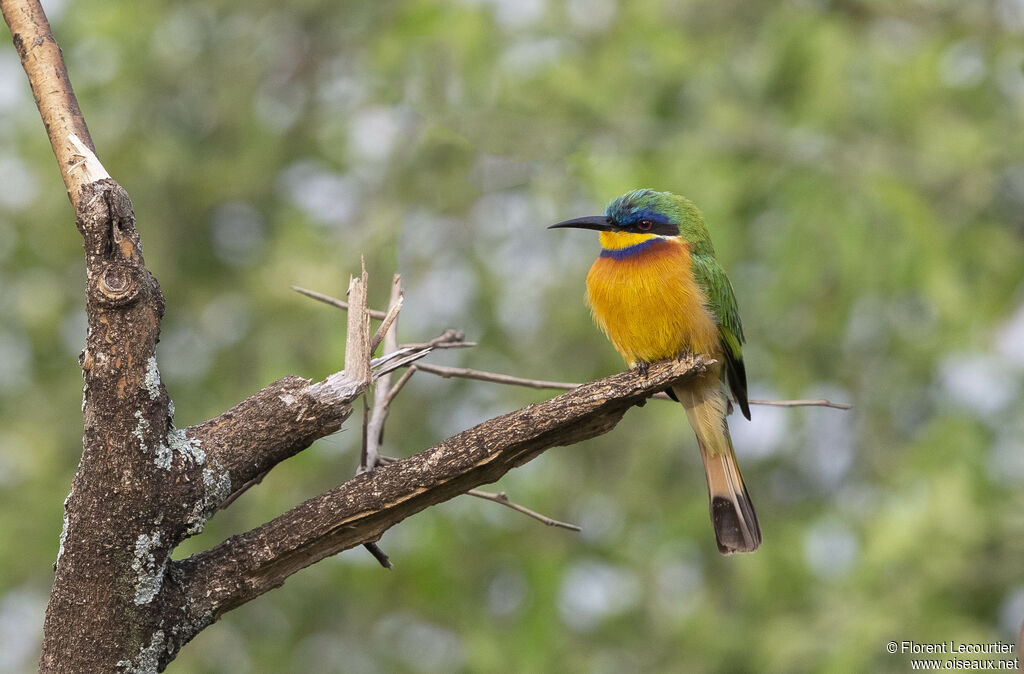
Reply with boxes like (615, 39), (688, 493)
(691, 254), (750, 419)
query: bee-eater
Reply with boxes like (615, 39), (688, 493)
(550, 189), (761, 554)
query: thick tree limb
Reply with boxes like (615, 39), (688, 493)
(159, 355), (707, 659)
(41, 175), (176, 673)
(189, 375), (360, 508)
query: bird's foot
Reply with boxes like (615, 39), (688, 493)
(675, 350), (695, 363)
(634, 360), (650, 377)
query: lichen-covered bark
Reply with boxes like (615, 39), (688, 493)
(40, 180), (178, 671)
(188, 375), (358, 505)
(34, 182), (371, 672)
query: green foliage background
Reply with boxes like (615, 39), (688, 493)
(2, 0), (1024, 671)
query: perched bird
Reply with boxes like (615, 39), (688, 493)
(550, 189), (761, 554)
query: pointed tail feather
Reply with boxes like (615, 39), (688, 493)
(673, 380), (762, 554)
(701, 441), (761, 554)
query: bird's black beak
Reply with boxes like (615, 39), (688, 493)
(548, 216), (614, 232)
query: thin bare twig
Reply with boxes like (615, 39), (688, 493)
(293, 285), (473, 355)
(360, 394), (370, 474)
(362, 330), (473, 382)
(466, 489), (582, 532)
(363, 541), (392, 569)
(412, 363), (578, 390)
(2, 0), (95, 208)
(383, 367), (416, 408)
(746, 398), (852, 410)
(370, 293), (403, 354)
(364, 275), (403, 472)
(360, 394), (390, 567)
(401, 329), (477, 350)
(292, 285), (388, 320)
(361, 398), (390, 566)
(375, 456), (581, 532)
(412, 363), (851, 410)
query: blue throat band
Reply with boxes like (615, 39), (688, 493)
(599, 238), (660, 260)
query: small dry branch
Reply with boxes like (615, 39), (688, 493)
(466, 489), (582, 531)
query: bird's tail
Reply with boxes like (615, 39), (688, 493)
(672, 379), (761, 554)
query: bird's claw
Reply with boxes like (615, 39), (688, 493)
(634, 361), (650, 377)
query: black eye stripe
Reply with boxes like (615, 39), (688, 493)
(614, 217), (679, 236)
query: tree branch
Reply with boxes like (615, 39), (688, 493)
(164, 356), (708, 648)
(1, 0), (95, 208)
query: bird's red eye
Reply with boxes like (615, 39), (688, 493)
(637, 220), (653, 231)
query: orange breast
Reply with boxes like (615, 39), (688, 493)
(585, 235), (720, 367)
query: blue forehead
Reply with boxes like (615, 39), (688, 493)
(604, 190), (676, 225)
